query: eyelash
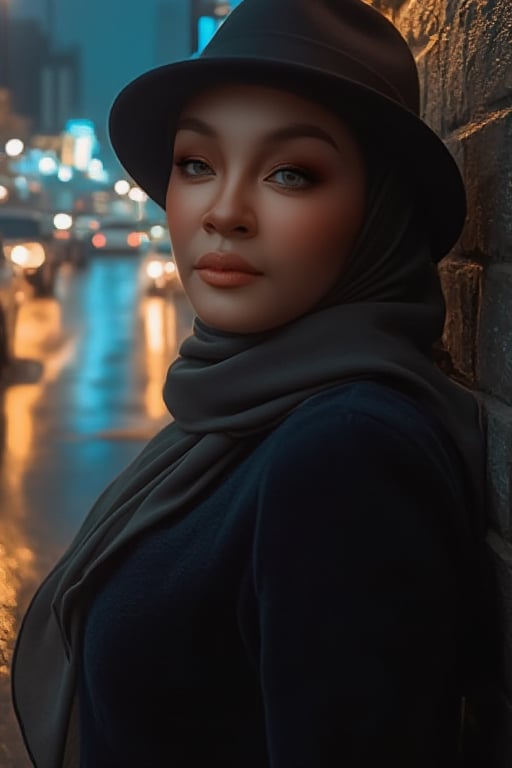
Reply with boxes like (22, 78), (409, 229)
(174, 158), (212, 177)
(269, 166), (315, 189)
(173, 158), (315, 189)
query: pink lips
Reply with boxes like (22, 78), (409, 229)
(195, 252), (262, 288)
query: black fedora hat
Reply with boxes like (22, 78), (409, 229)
(109, 0), (466, 260)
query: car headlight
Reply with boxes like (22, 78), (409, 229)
(150, 225), (166, 240)
(146, 259), (165, 279)
(53, 212), (73, 230)
(6, 242), (46, 269)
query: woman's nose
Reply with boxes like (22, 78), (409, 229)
(201, 184), (257, 238)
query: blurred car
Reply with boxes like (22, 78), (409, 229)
(52, 212), (101, 267)
(0, 208), (62, 297)
(89, 218), (149, 254)
(0, 232), (26, 378)
(139, 239), (182, 296)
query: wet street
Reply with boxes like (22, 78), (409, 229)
(0, 255), (194, 767)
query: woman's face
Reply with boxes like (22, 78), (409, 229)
(166, 84), (366, 333)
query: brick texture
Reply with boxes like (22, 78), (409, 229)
(478, 265), (512, 404)
(484, 400), (512, 537)
(374, 0), (512, 135)
(438, 256), (482, 385)
(449, 111), (512, 262)
(368, 0), (512, 762)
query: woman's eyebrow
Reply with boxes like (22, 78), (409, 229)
(176, 117), (217, 137)
(263, 123), (340, 151)
(176, 117), (340, 151)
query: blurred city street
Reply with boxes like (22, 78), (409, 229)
(0, 255), (193, 767)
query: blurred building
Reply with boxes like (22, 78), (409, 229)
(155, 1), (192, 65)
(0, 88), (31, 147)
(40, 48), (82, 134)
(4, 19), (47, 129)
(2, 17), (82, 136)
(155, 0), (243, 64)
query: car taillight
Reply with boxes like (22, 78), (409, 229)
(6, 242), (46, 269)
(127, 232), (142, 247)
(92, 233), (106, 248)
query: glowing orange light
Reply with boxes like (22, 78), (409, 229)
(142, 298), (178, 420)
(127, 232), (141, 247)
(54, 230), (70, 240)
(92, 233), (106, 248)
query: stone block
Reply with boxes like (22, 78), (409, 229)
(477, 265), (512, 403)
(483, 399), (512, 537)
(444, 0), (512, 130)
(374, 0), (512, 136)
(368, 4), (512, 264)
(395, 0), (448, 53)
(445, 110), (512, 262)
(438, 256), (482, 385)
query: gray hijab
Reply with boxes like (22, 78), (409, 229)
(12, 161), (484, 768)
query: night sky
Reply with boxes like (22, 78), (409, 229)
(12, 0), (187, 138)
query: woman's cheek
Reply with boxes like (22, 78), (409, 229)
(269, 202), (352, 263)
(167, 189), (197, 240)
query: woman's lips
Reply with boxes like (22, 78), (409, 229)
(195, 251), (262, 288)
(196, 269), (260, 288)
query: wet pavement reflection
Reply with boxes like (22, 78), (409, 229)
(0, 257), (193, 767)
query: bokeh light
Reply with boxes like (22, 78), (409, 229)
(58, 166), (73, 182)
(53, 213), (73, 230)
(38, 156), (58, 176)
(114, 180), (130, 195)
(128, 187), (147, 202)
(5, 139), (24, 157)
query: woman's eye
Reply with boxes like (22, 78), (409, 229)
(175, 159), (213, 177)
(267, 167), (313, 189)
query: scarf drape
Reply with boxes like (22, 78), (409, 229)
(12, 161), (485, 768)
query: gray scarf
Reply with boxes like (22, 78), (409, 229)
(12, 164), (484, 768)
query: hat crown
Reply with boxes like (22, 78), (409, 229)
(202, 0), (420, 114)
(108, 0), (466, 258)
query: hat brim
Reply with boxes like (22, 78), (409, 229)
(108, 56), (466, 259)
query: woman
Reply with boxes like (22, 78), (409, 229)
(12, 0), (485, 766)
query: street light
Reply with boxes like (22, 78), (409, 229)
(58, 165), (73, 182)
(5, 138), (24, 157)
(114, 179), (130, 196)
(39, 155), (58, 175)
(213, 2), (231, 16)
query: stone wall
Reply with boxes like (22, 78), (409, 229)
(368, 1), (512, 764)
